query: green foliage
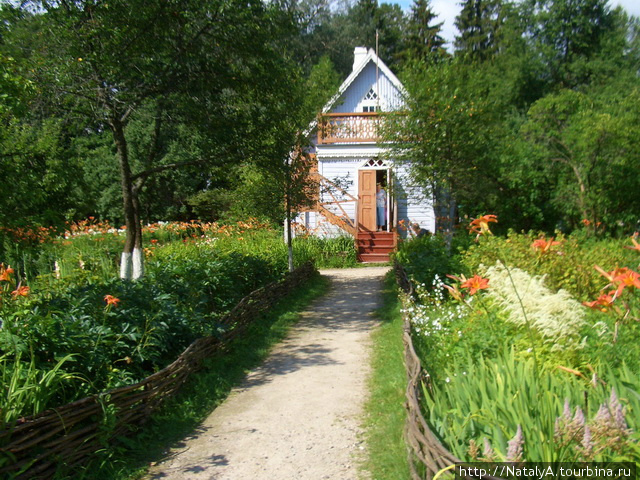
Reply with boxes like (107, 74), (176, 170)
(402, 0), (447, 64)
(454, 0), (504, 62)
(425, 348), (640, 462)
(389, 57), (507, 227)
(364, 273), (410, 479)
(402, 231), (640, 463)
(0, 238), (288, 420)
(0, 352), (79, 428)
(292, 235), (358, 268)
(517, 87), (640, 229)
(394, 234), (459, 287)
(462, 232), (639, 301)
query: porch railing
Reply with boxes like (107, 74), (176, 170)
(317, 113), (381, 144)
(312, 173), (358, 236)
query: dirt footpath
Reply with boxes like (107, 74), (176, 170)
(146, 266), (390, 480)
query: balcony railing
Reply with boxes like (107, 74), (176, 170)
(317, 112), (381, 144)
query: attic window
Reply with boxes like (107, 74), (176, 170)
(364, 88), (378, 101)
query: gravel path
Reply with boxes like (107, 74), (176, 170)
(145, 266), (390, 480)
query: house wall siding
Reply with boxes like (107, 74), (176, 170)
(331, 62), (403, 114)
(318, 157), (359, 224)
(393, 162), (436, 237)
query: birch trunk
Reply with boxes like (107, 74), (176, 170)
(111, 116), (144, 280)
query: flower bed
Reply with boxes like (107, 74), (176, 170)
(395, 220), (640, 474)
(0, 262), (317, 479)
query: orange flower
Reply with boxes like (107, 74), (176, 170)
(531, 237), (561, 252)
(442, 282), (464, 301)
(460, 275), (490, 295)
(11, 285), (30, 298)
(613, 269), (640, 295)
(594, 265), (628, 284)
(0, 264), (14, 282)
(583, 293), (616, 312)
(469, 214), (497, 236)
(104, 294), (121, 306)
(624, 234), (640, 252)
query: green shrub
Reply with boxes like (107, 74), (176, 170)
(394, 235), (460, 287)
(0, 241), (288, 419)
(462, 232), (639, 301)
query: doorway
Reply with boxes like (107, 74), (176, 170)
(357, 161), (391, 232)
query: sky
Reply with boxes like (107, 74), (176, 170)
(390, 0), (640, 47)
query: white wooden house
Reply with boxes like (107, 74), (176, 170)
(295, 47), (435, 262)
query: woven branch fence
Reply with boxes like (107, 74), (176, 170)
(394, 263), (464, 480)
(0, 262), (317, 479)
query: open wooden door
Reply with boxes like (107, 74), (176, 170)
(358, 169), (376, 231)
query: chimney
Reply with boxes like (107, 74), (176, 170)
(353, 47), (368, 71)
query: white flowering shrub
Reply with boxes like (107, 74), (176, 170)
(403, 274), (468, 339)
(481, 262), (586, 351)
(401, 274), (515, 381)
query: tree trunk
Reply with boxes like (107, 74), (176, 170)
(111, 116), (144, 280)
(285, 189), (295, 273)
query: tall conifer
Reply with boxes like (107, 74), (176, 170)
(454, 0), (503, 62)
(404, 0), (446, 63)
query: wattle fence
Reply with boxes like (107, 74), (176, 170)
(0, 262), (317, 479)
(394, 263), (463, 480)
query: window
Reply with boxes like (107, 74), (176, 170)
(364, 88), (378, 101)
(362, 88), (379, 112)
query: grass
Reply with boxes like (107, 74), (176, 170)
(55, 271), (330, 480)
(362, 272), (410, 480)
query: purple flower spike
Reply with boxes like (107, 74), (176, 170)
(506, 425), (524, 462)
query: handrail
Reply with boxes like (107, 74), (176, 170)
(310, 172), (358, 235)
(317, 113), (381, 144)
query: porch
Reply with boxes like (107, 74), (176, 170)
(306, 171), (397, 263)
(317, 113), (381, 145)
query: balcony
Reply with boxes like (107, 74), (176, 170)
(317, 112), (381, 144)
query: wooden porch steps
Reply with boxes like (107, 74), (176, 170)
(356, 231), (396, 263)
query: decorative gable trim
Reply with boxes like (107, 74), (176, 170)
(359, 157), (390, 169)
(321, 48), (406, 114)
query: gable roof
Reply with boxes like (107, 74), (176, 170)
(321, 47), (406, 114)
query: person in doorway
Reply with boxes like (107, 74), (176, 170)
(410, 222), (431, 238)
(376, 183), (386, 231)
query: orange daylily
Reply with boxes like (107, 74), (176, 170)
(583, 292), (616, 312)
(594, 265), (629, 284)
(11, 285), (30, 298)
(104, 294), (121, 307)
(469, 215), (497, 236)
(531, 237), (561, 252)
(442, 283), (464, 301)
(613, 269), (640, 294)
(624, 234), (640, 252)
(460, 275), (490, 295)
(0, 264), (14, 282)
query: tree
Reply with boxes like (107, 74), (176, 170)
(454, 0), (504, 62)
(20, 0), (299, 279)
(519, 86), (640, 230)
(403, 0), (446, 64)
(523, 0), (616, 88)
(387, 58), (504, 235)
